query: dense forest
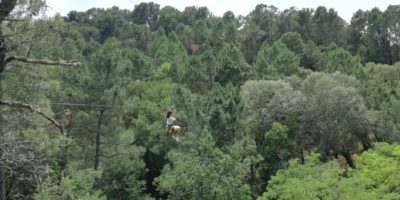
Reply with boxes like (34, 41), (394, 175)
(1, 0), (400, 199)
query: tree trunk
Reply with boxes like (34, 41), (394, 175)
(384, 35), (393, 65)
(249, 163), (260, 200)
(0, 0), (17, 24)
(374, 133), (382, 143)
(57, 139), (69, 186)
(0, 167), (5, 200)
(94, 110), (104, 170)
(0, 92), (6, 200)
(299, 149), (305, 164)
(208, 70), (213, 89)
(341, 152), (355, 169)
(0, 25), (7, 200)
(0, 29), (6, 73)
(359, 132), (372, 151)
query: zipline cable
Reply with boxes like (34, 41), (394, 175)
(7, 100), (238, 110)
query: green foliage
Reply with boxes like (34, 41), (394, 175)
(151, 31), (188, 82)
(215, 44), (249, 86)
(376, 98), (400, 142)
(183, 55), (210, 93)
(279, 32), (305, 55)
(301, 72), (368, 159)
(192, 20), (209, 44)
(156, 132), (252, 200)
(95, 7), (128, 42)
(174, 23), (192, 51)
(259, 154), (343, 200)
(360, 63), (400, 109)
(99, 132), (150, 199)
(311, 7), (346, 46)
(240, 21), (264, 63)
(203, 83), (243, 148)
(259, 143), (400, 200)
(36, 166), (105, 200)
(351, 143), (400, 195)
(131, 2), (160, 31)
(360, 63), (400, 142)
(3, 2), (400, 200)
(263, 123), (298, 176)
(300, 41), (323, 70)
(254, 40), (300, 79)
(316, 43), (362, 75)
(247, 4), (279, 43)
(241, 79), (305, 134)
(157, 6), (180, 34)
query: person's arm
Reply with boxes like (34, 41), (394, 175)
(172, 113), (176, 122)
(171, 107), (176, 118)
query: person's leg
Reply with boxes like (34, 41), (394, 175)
(172, 126), (181, 141)
(175, 126), (181, 137)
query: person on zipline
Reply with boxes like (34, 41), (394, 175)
(166, 107), (181, 142)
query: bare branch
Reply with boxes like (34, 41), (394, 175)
(6, 56), (81, 66)
(2, 27), (33, 38)
(3, 18), (26, 22)
(0, 100), (65, 135)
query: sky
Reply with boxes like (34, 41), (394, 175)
(45, 0), (400, 22)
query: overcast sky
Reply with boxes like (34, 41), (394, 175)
(45, 0), (400, 22)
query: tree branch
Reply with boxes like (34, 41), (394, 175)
(2, 27), (33, 38)
(3, 18), (26, 22)
(0, 100), (65, 135)
(5, 56), (81, 66)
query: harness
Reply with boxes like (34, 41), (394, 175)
(166, 124), (174, 133)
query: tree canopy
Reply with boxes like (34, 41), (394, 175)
(0, 1), (400, 199)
